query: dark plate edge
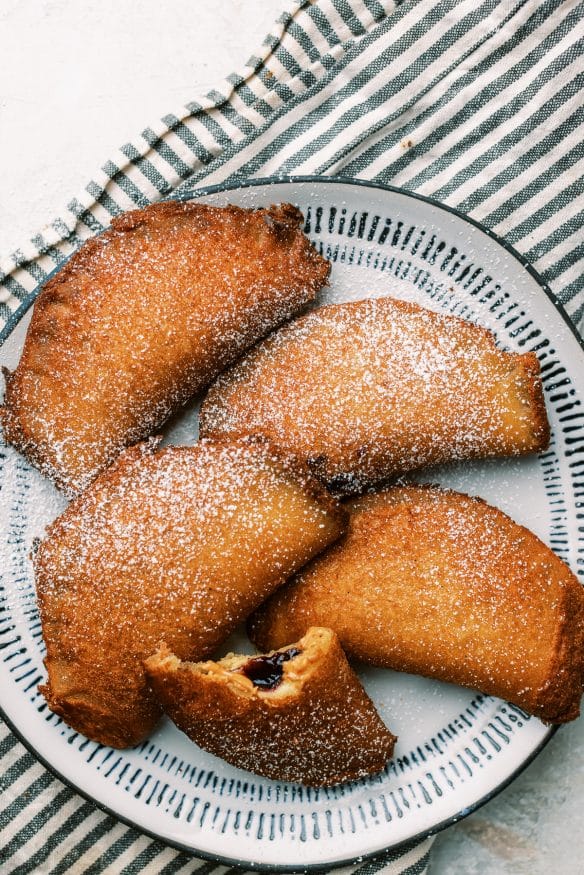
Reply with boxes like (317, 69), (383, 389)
(0, 174), (570, 870)
(0, 707), (559, 873)
(173, 175), (584, 356)
(2, 175), (584, 357)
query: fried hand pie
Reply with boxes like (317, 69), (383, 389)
(250, 486), (584, 723)
(2, 201), (329, 494)
(200, 297), (549, 494)
(35, 436), (346, 748)
(145, 627), (396, 786)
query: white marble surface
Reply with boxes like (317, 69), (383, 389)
(0, 0), (283, 254)
(1, 2), (583, 873)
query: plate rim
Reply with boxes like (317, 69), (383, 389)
(0, 708), (559, 873)
(2, 174), (584, 358)
(0, 174), (575, 870)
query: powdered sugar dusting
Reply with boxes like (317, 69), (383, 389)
(146, 627), (396, 786)
(1, 202), (329, 494)
(201, 296), (549, 493)
(34, 436), (345, 747)
(250, 485), (584, 724)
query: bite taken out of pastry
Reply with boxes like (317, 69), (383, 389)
(200, 297), (549, 495)
(250, 486), (584, 724)
(145, 627), (396, 787)
(35, 435), (346, 749)
(1, 201), (329, 494)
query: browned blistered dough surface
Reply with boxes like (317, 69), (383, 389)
(35, 437), (346, 749)
(1, 201), (329, 494)
(200, 297), (549, 494)
(145, 627), (396, 786)
(250, 486), (584, 723)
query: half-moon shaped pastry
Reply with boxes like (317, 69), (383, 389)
(35, 436), (346, 748)
(145, 627), (396, 786)
(200, 297), (549, 494)
(249, 486), (584, 723)
(1, 201), (329, 494)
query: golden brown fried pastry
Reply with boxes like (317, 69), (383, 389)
(200, 297), (549, 494)
(145, 627), (396, 786)
(35, 436), (346, 748)
(250, 486), (584, 723)
(1, 201), (329, 494)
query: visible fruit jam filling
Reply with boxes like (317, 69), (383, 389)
(240, 648), (302, 690)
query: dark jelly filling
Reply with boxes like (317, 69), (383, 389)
(240, 648), (302, 690)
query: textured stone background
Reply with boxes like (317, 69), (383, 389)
(1, 2), (583, 872)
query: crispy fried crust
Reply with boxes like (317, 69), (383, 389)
(145, 627), (396, 786)
(249, 486), (584, 724)
(1, 201), (329, 494)
(200, 297), (550, 495)
(35, 436), (347, 748)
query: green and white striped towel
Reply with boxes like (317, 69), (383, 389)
(1, 0), (583, 872)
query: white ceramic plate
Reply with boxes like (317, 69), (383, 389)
(1, 177), (583, 870)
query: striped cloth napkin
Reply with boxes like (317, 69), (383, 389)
(1, 0), (582, 872)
